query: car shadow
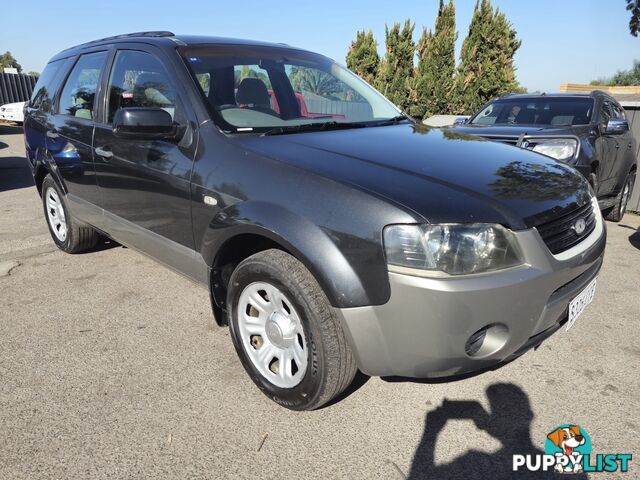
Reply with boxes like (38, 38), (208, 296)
(617, 223), (640, 250)
(0, 123), (22, 133)
(0, 124), (22, 138)
(617, 222), (637, 231)
(408, 383), (589, 479)
(628, 230), (640, 251)
(0, 156), (35, 192)
(320, 370), (371, 409)
(85, 236), (121, 253)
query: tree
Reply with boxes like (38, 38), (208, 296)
(0, 51), (22, 73)
(235, 65), (271, 89)
(453, 0), (521, 114)
(346, 30), (380, 85)
(289, 67), (340, 98)
(410, 0), (457, 119)
(591, 60), (640, 86)
(628, 0), (640, 37)
(408, 28), (432, 118)
(375, 19), (415, 111)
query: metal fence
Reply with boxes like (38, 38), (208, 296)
(0, 73), (38, 105)
(305, 99), (372, 120)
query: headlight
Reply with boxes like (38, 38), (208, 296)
(383, 224), (524, 275)
(528, 138), (577, 161)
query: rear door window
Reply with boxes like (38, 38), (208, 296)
(57, 52), (108, 119)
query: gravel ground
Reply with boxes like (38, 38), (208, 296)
(1, 124), (639, 479)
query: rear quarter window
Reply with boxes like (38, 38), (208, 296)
(29, 59), (67, 113)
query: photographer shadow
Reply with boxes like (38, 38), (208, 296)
(409, 383), (589, 479)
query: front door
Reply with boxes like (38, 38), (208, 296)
(93, 47), (206, 281)
(93, 48), (198, 261)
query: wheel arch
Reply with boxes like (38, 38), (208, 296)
(201, 202), (373, 325)
(33, 153), (67, 197)
(34, 164), (49, 196)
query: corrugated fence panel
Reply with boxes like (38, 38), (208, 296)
(304, 99), (372, 120)
(627, 108), (640, 212)
(0, 73), (38, 105)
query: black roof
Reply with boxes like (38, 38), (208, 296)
(50, 31), (310, 62)
(496, 91), (616, 101)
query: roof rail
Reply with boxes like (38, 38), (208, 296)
(62, 31), (175, 51)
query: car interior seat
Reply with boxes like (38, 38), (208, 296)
(236, 78), (274, 113)
(133, 72), (174, 118)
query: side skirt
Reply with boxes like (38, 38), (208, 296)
(66, 194), (209, 287)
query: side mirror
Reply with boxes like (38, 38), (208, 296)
(113, 107), (176, 140)
(604, 118), (629, 135)
(454, 117), (468, 125)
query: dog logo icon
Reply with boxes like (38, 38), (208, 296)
(545, 425), (590, 473)
(514, 424), (632, 474)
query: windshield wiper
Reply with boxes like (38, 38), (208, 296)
(371, 114), (414, 127)
(261, 121), (368, 136)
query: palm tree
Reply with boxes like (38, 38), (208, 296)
(289, 68), (339, 99)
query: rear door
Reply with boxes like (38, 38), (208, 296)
(596, 100), (618, 195)
(47, 51), (109, 216)
(92, 46), (202, 279)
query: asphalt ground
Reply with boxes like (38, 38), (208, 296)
(1, 123), (639, 479)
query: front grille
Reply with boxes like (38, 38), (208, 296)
(478, 135), (520, 146)
(535, 202), (596, 254)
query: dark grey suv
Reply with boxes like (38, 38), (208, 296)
(450, 92), (637, 222)
(25, 32), (605, 410)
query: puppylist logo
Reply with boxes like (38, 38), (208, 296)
(513, 424), (633, 474)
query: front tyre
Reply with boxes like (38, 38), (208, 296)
(41, 174), (99, 253)
(227, 249), (357, 410)
(605, 173), (635, 222)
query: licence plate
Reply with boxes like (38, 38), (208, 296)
(566, 278), (597, 330)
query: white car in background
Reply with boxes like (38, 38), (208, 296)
(0, 101), (26, 124)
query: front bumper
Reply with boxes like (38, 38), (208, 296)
(336, 201), (606, 378)
(0, 110), (23, 122)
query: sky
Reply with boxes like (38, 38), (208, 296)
(1, 0), (637, 92)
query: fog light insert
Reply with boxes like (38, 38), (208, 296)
(465, 324), (509, 358)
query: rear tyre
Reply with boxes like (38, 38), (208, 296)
(41, 174), (99, 253)
(227, 249), (357, 410)
(605, 173), (635, 223)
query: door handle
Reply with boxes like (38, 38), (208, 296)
(95, 147), (113, 159)
(46, 130), (59, 139)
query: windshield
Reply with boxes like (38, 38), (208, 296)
(470, 97), (594, 126)
(180, 45), (402, 133)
